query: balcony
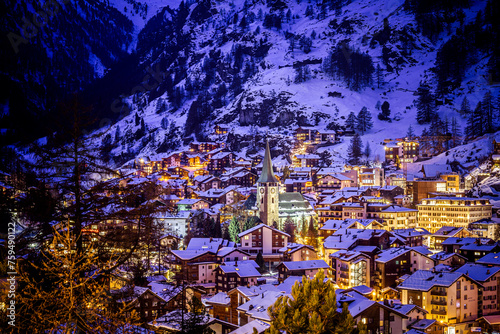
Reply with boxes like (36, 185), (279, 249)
(430, 299), (447, 306)
(340, 272), (349, 279)
(431, 309), (447, 315)
(430, 289), (447, 296)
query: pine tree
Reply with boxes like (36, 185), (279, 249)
(364, 142), (371, 159)
(406, 124), (416, 139)
(465, 101), (483, 139)
(459, 96), (472, 116)
(356, 107), (373, 134)
(267, 271), (364, 334)
(416, 83), (437, 124)
(482, 91), (496, 134)
(450, 117), (462, 148)
(306, 217), (318, 249)
(379, 101), (391, 121)
(348, 133), (364, 165)
(228, 217), (241, 243)
(345, 111), (357, 130)
(256, 251), (267, 273)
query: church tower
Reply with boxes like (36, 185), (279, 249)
(256, 141), (279, 226)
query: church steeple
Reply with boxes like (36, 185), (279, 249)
(258, 141), (278, 183)
(256, 141), (279, 226)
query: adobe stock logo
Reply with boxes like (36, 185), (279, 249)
(7, 0), (70, 54)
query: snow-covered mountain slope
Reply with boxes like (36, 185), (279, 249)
(4, 0), (500, 168)
(88, 0), (499, 168)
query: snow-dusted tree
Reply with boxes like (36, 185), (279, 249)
(266, 271), (366, 334)
(364, 142), (371, 159)
(450, 117), (462, 148)
(345, 111), (357, 130)
(459, 96), (472, 116)
(465, 101), (483, 140)
(378, 101), (391, 121)
(482, 91), (496, 134)
(416, 83), (437, 124)
(406, 124), (416, 139)
(356, 107), (373, 134)
(348, 133), (364, 165)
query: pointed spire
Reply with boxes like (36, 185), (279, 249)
(257, 141), (278, 183)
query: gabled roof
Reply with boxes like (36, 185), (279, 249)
(218, 262), (261, 278)
(257, 141), (278, 183)
(398, 270), (466, 291)
(477, 253), (500, 266)
(171, 249), (213, 261)
(206, 292), (231, 305)
(238, 223), (290, 238)
(228, 319), (270, 334)
(280, 260), (330, 271)
(455, 263), (500, 282)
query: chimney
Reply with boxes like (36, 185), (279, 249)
(235, 260), (238, 267)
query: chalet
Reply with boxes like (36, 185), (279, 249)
(295, 126), (318, 142)
(193, 175), (221, 191)
(167, 166), (190, 178)
(195, 185), (242, 206)
(378, 300), (429, 334)
(162, 152), (182, 168)
(429, 252), (467, 269)
(112, 286), (168, 323)
(316, 172), (352, 190)
(441, 237), (500, 262)
(316, 130), (337, 143)
(214, 125), (229, 135)
(293, 154), (320, 168)
(227, 284), (280, 326)
(428, 226), (466, 251)
(177, 198), (210, 211)
(323, 229), (392, 258)
(277, 260), (330, 283)
(208, 152), (234, 173)
(373, 247), (435, 293)
(278, 243), (317, 262)
(391, 228), (431, 247)
(238, 224), (290, 270)
(189, 141), (225, 153)
(159, 233), (181, 249)
(220, 168), (257, 188)
(214, 261), (262, 292)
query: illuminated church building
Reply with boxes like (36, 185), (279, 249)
(248, 141), (314, 227)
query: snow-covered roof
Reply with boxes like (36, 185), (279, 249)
(218, 262), (261, 278)
(238, 223), (290, 238)
(228, 319), (270, 334)
(280, 260), (330, 271)
(206, 292), (231, 305)
(477, 253), (500, 266)
(455, 263), (500, 282)
(398, 270), (464, 291)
